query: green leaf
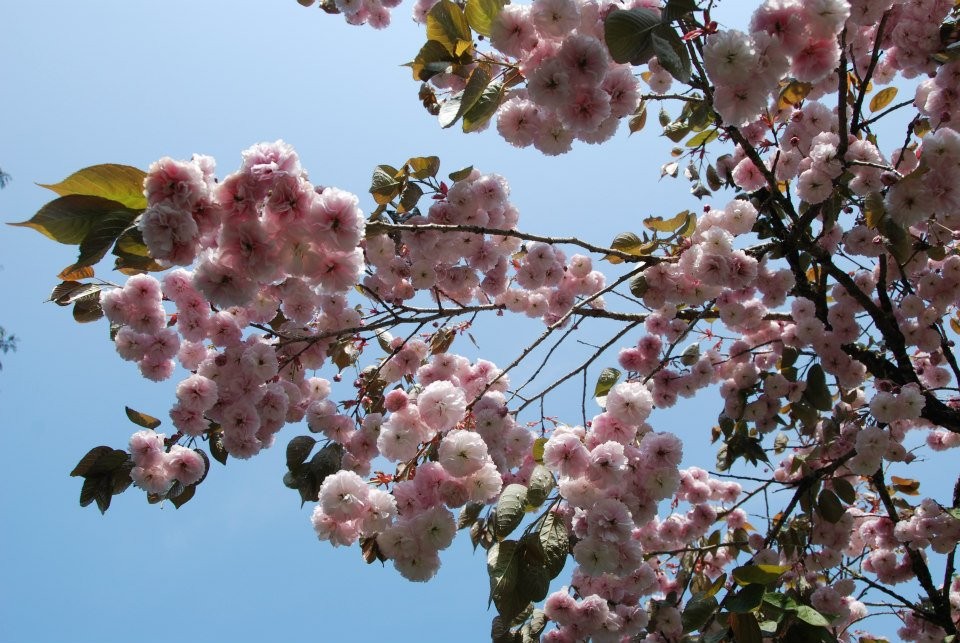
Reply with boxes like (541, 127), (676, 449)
(816, 488), (845, 523)
(397, 181), (424, 214)
(686, 128), (720, 148)
(629, 275), (648, 298)
(446, 64), (493, 129)
(426, 0), (472, 55)
(727, 583), (766, 613)
(9, 195), (140, 245)
(71, 446), (123, 477)
(449, 165), (474, 182)
(539, 511), (569, 579)
(629, 100), (648, 134)
(682, 594), (718, 633)
(495, 483), (528, 539)
(662, 0), (699, 21)
(38, 164), (147, 210)
(488, 540), (521, 615)
(794, 605), (831, 627)
(831, 477), (856, 504)
(593, 367), (622, 399)
(406, 156), (441, 180)
(286, 435), (317, 469)
(209, 430), (229, 466)
(462, 83), (504, 133)
(732, 564), (790, 586)
(80, 475), (114, 514)
(804, 363), (832, 411)
(465, 0), (504, 37)
(516, 533), (551, 602)
(438, 94), (464, 129)
(604, 8), (659, 65)
(65, 206), (140, 272)
(169, 483), (196, 509)
(651, 27), (691, 83)
(603, 231), (644, 263)
(526, 465), (555, 507)
(125, 407), (161, 430)
(458, 501), (485, 529)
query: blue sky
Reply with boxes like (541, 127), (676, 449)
(2, 2), (931, 643)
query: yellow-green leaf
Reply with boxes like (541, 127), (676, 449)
(406, 156), (441, 180)
(864, 192), (886, 228)
(628, 100), (648, 134)
(778, 80), (812, 109)
(38, 164), (147, 210)
(426, 0), (472, 55)
(465, 0), (504, 37)
(644, 209), (689, 233)
(869, 86), (898, 112)
(603, 231), (644, 263)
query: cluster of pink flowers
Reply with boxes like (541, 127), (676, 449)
(481, 0), (642, 154)
(128, 430), (206, 494)
(365, 170), (610, 324)
(308, 349), (532, 580)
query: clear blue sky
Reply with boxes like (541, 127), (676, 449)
(2, 3), (928, 643)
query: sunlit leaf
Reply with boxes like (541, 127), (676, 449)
(864, 192), (885, 228)
(427, 0), (472, 55)
(37, 164), (147, 210)
(465, 0), (504, 37)
(370, 165), (403, 205)
(778, 80), (813, 109)
(462, 83), (504, 133)
(603, 231), (644, 263)
(890, 475), (920, 496)
(686, 128), (719, 148)
(629, 101), (648, 134)
(408, 39), (457, 81)
(593, 367), (622, 399)
(869, 86), (898, 112)
(406, 156), (441, 180)
(449, 165), (474, 182)
(532, 437), (548, 464)
(125, 406), (161, 429)
(645, 210), (689, 232)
